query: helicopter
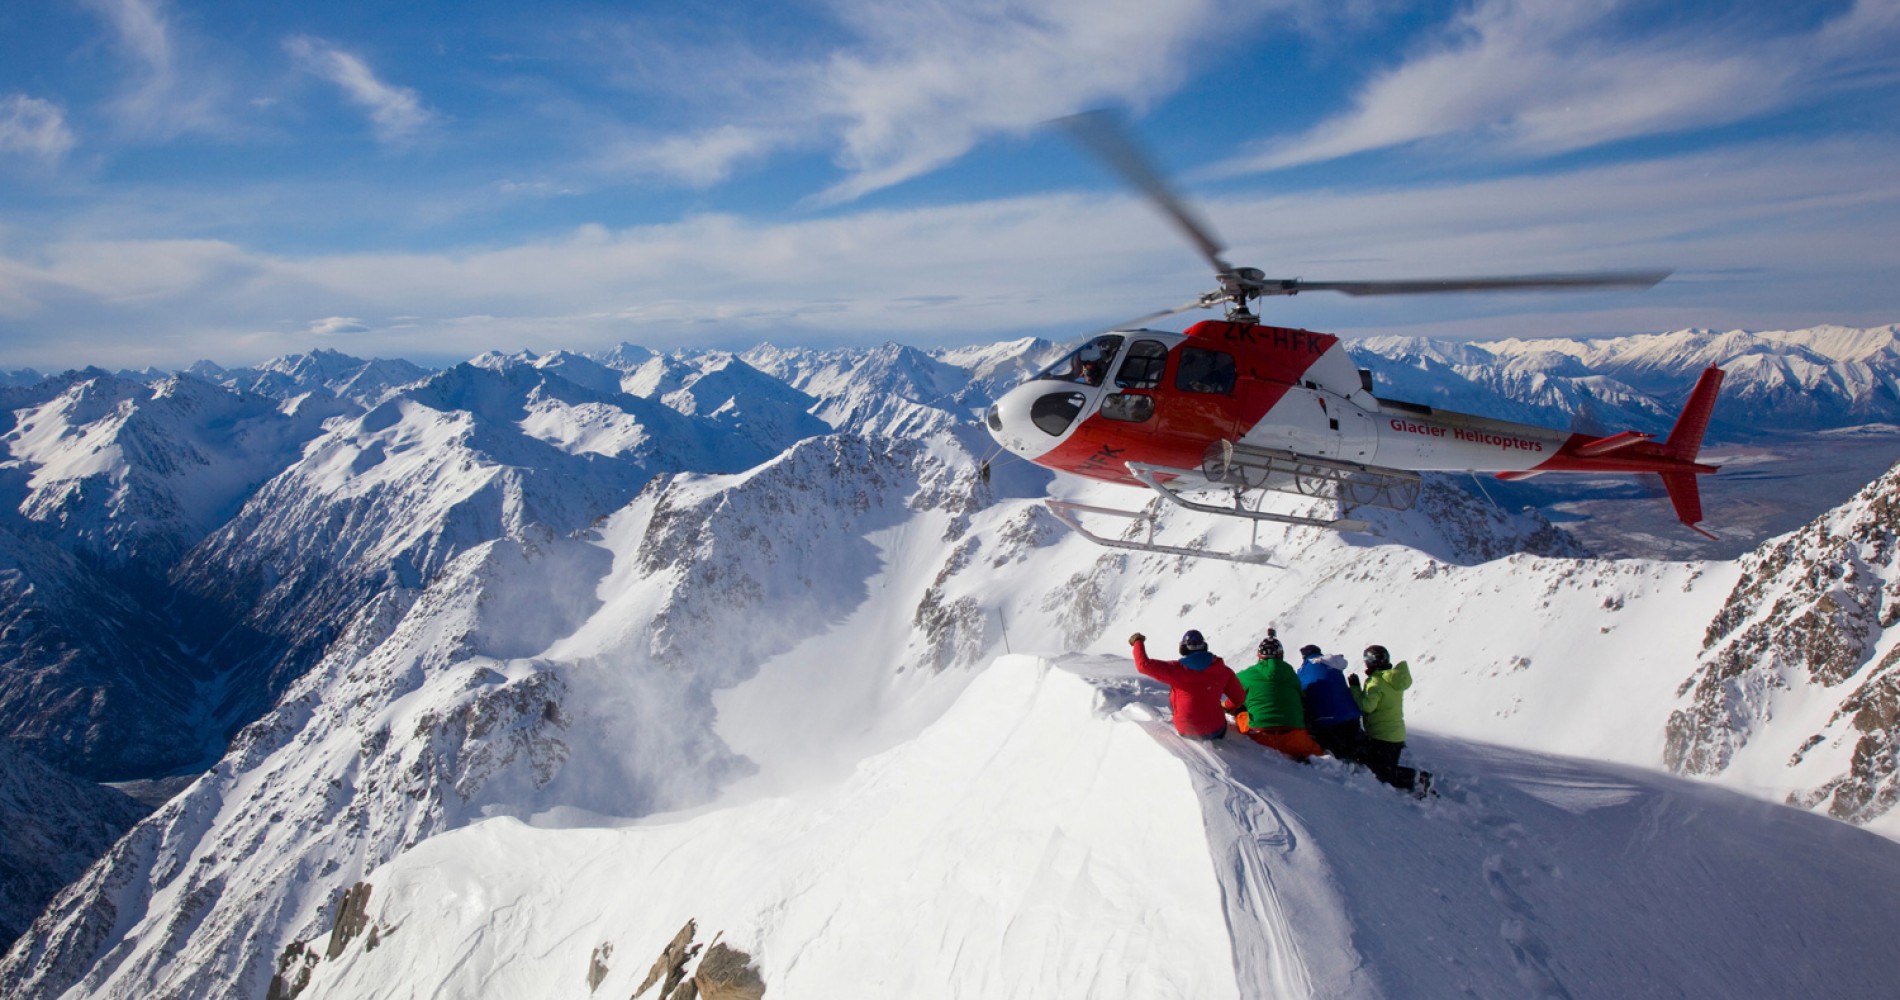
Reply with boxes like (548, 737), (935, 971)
(983, 112), (1724, 564)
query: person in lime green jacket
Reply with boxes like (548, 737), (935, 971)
(1348, 645), (1429, 795)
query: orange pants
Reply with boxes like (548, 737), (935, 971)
(1234, 712), (1327, 762)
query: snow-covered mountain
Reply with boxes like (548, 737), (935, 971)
(1356, 323), (1900, 433)
(4, 323), (1900, 998)
(0, 370), (331, 580)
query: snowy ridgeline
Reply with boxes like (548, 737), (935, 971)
(296, 660), (1900, 1000)
(0, 324), (1899, 997)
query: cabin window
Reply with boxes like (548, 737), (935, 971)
(1100, 393), (1154, 423)
(1030, 391), (1087, 436)
(1175, 347), (1236, 394)
(1033, 334), (1124, 388)
(1114, 340), (1168, 390)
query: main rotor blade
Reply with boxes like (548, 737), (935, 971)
(1055, 110), (1234, 277)
(1279, 269), (1672, 297)
(1103, 295), (1219, 330)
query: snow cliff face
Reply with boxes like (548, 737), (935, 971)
(1666, 460), (1900, 825)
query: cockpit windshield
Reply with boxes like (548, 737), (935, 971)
(1033, 335), (1124, 388)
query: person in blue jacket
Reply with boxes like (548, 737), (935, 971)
(1297, 644), (1366, 764)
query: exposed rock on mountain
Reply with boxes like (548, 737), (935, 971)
(1667, 460), (1900, 824)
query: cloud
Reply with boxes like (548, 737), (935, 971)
(82, 0), (225, 139)
(1, 134), (1897, 368)
(284, 35), (435, 143)
(589, 0), (1277, 200)
(0, 95), (76, 162)
(598, 124), (785, 189)
(1216, 0), (1900, 173)
(308, 316), (370, 335)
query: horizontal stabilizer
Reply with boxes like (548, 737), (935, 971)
(1575, 430), (1651, 457)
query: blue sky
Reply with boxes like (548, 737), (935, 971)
(1, 0), (1896, 369)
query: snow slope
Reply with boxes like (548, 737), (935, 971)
(304, 656), (1900, 1000)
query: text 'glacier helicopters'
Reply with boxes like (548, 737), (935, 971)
(983, 112), (1724, 564)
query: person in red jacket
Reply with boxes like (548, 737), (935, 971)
(1130, 629), (1247, 741)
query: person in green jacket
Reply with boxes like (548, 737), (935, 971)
(1224, 629), (1326, 761)
(1348, 644), (1430, 795)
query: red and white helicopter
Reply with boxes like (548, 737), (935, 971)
(983, 113), (1724, 564)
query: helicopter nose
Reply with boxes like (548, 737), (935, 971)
(987, 382), (1088, 456)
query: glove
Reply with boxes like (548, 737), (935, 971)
(1128, 632), (1146, 646)
(1348, 673), (1362, 689)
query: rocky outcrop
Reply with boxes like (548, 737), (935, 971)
(1666, 461), (1900, 825)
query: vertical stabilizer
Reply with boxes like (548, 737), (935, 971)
(1661, 471), (1718, 539)
(1663, 367), (1725, 462)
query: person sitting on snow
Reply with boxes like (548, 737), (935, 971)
(1349, 644), (1430, 796)
(1224, 628), (1327, 762)
(1129, 629), (1247, 741)
(1297, 644), (1366, 763)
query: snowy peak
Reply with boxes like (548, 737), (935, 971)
(210, 349), (429, 407)
(0, 371), (329, 572)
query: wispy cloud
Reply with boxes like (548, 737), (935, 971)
(1216, 0), (1900, 173)
(0, 95), (76, 162)
(590, 0), (1279, 201)
(284, 35), (435, 144)
(82, 0), (224, 139)
(598, 124), (787, 189)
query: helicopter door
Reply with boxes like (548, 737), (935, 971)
(1152, 345), (1241, 463)
(1100, 338), (1168, 429)
(1330, 392), (1377, 463)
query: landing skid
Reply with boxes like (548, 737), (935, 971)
(1125, 463), (1372, 532)
(1044, 499), (1283, 566)
(1043, 455), (1379, 565)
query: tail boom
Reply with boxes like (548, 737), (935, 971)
(1503, 366), (1726, 536)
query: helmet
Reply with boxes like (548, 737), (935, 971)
(1363, 645), (1392, 671)
(1257, 627), (1283, 660)
(1179, 629), (1208, 655)
(1298, 644), (1323, 659)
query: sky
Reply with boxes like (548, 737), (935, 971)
(0, 0), (1896, 370)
